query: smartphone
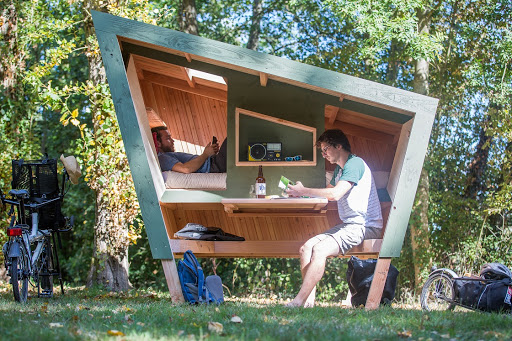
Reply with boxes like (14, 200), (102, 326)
(212, 136), (217, 144)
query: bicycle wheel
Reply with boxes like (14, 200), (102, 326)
(38, 238), (54, 296)
(420, 273), (456, 311)
(11, 245), (29, 303)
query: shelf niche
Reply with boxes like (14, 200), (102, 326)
(235, 108), (317, 166)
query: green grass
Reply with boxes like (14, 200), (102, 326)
(0, 284), (510, 340)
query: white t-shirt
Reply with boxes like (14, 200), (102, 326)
(330, 155), (383, 228)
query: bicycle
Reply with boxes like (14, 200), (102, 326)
(420, 265), (512, 313)
(1, 155), (79, 302)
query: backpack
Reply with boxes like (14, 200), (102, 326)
(175, 223), (245, 241)
(177, 250), (224, 304)
(346, 256), (399, 307)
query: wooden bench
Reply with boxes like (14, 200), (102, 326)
(162, 199), (391, 259)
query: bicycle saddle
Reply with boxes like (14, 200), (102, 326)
(9, 189), (29, 198)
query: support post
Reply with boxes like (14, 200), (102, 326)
(161, 259), (185, 303)
(341, 288), (352, 307)
(365, 257), (391, 310)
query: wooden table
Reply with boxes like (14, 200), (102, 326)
(221, 197), (329, 216)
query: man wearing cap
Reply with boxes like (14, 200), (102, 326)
(147, 107), (227, 174)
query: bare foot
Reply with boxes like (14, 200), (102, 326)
(285, 300), (303, 307)
(303, 300), (315, 308)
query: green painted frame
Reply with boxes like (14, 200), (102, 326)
(91, 11), (438, 262)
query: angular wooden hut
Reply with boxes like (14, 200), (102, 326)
(92, 11), (438, 309)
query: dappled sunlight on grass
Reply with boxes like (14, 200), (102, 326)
(0, 283), (510, 340)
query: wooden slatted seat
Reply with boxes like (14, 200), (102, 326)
(162, 200), (391, 259)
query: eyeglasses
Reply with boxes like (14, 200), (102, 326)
(321, 145), (331, 154)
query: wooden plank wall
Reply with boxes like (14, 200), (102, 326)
(161, 203), (331, 242)
(139, 79), (227, 155)
(325, 118), (398, 173)
(160, 201), (390, 246)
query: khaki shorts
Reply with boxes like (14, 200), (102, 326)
(317, 223), (383, 255)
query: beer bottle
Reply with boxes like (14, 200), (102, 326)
(255, 165), (266, 198)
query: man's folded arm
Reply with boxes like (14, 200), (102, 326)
(171, 153), (209, 174)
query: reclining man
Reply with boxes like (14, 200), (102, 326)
(285, 129), (383, 307)
(148, 108), (227, 173)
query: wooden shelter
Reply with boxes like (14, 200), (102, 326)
(92, 11), (438, 309)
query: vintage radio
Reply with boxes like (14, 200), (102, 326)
(248, 142), (282, 161)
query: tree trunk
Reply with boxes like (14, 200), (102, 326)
(247, 0), (264, 50)
(179, 0), (199, 35)
(386, 39), (399, 86)
(464, 113), (493, 199)
(409, 7), (432, 291)
(0, 1), (20, 97)
(1, 1), (25, 137)
(87, 190), (131, 291)
(83, 0), (131, 291)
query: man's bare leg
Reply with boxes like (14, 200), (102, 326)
(299, 235), (330, 307)
(286, 236), (340, 307)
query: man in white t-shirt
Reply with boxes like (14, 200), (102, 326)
(285, 129), (383, 307)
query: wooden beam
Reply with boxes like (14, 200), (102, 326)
(327, 119), (397, 145)
(180, 67), (196, 88)
(325, 105), (339, 126)
(365, 258), (391, 310)
(143, 70), (227, 102)
(184, 52), (192, 62)
(260, 72), (268, 87)
(339, 94), (345, 102)
(226, 212), (329, 217)
(133, 54), (185, 80)
(337, 108), (402, 137)
(160, 202), (223, 211)
(169, 239), (381, 258)
(161, 259), (185, 303)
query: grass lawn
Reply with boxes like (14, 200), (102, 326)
(0, 284), (510, 340)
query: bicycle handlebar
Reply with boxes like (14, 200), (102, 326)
(2, 195), (63, 210)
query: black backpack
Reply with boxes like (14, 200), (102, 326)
(346, 256), (399, 307)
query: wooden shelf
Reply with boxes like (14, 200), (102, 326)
(221, 198), (328, 215)
(169, 239), (382, 258)
(236, 160), (315, 167)
(235, 108), (317, 167)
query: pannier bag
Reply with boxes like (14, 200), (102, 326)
(175, 223), (245, 241)
(453, 262), (512, 313)
(346, 256), (399, 307)
(177, 250), (224, 304)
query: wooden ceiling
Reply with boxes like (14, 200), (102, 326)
(132, 55), (227, 101)
(325, 104), (402, 145)
(132, 55), (402, 145)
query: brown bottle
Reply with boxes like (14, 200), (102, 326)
(255, 165), (266, 198)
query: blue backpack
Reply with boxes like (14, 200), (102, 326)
(177, 250), (224, 304)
